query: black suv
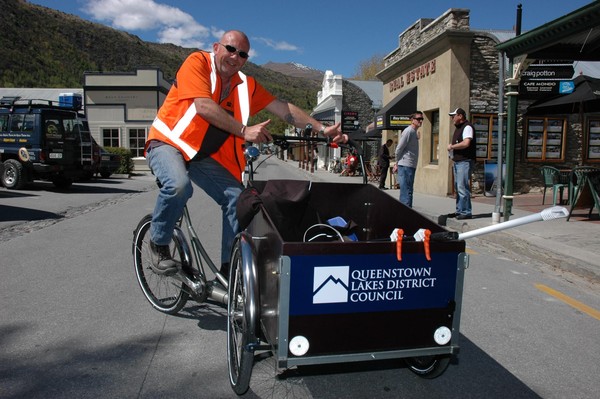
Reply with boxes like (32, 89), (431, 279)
(0, 97), (94, 189)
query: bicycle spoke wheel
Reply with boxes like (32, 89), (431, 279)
(132, 215), (189, 314)
(405, 355), (451, 379)
(227, 235), (257, 395)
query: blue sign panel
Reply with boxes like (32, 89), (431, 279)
(559, 80), (575, 94)
(288, 252), (459, 316)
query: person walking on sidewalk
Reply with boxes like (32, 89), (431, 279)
(447, 107), (476, 220)
(378, 139), (393, 189)
(395, 112), (422, 207)
(145, 30), (346, 276)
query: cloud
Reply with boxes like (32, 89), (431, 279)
(252, 37), (301, 52)
(81, 0), (210, 48)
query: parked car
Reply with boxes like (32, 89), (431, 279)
(1, 97), (94, 189)
(89, 138), (121, 178)
(97, 146), (121, 178)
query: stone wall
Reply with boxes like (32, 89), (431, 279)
(385, 9), (470, 69)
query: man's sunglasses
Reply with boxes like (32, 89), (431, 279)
(414, 117), (424, 121)
(218, 43), (249, 59)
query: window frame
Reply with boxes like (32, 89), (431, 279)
(472, 113), (507, 161)
(585, 117), (600, 163)
(524, 116), (567, 162)
(429, 110), (439, 165)
(102, 127), (120, 148)
(128, 127), (147, 158)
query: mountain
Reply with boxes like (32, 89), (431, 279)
(0, 0), (321, 121)
(262, 62), (325, 82)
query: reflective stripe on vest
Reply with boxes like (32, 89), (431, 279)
(151, 52), (250, 160)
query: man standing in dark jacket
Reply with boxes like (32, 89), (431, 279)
(447, 107), (476, 219)
(378, 139), (393, 189)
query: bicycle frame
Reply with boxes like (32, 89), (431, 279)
(170, 205), (229, 305)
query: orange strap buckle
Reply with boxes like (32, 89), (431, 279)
(396, 229), (404, 261)
(423, 229), (432, 261)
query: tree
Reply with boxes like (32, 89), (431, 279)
(352, 54), (386, 80)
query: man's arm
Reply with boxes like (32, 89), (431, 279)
(193, 97), (271, 143)
(265, 99), (345, 143)
(395, 130), (410, 159)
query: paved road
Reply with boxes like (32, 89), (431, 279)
(0, 167), (598, 398)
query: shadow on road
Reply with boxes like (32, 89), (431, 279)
(0, 204), (62, 223)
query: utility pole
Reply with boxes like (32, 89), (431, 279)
(503, 4), (523, 222)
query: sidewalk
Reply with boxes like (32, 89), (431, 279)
(283, 160), (600, 285)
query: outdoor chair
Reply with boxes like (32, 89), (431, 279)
(569, 166), (600, 206)
(540, 166), (568, 205)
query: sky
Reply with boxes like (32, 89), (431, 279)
(28, 0), (595, 78)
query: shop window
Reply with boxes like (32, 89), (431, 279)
(472, 114), (507, 160)
(430, 110), (439, 164)
(129, 128), (147, 158)
(586, 118), (600, 162)
(102, 128), (120, 147)
(525, 117), (566, 161)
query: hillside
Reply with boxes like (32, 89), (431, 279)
(262, 62), (324, 82)
(0, 0), (321, 131)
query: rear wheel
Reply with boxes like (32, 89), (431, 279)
(132, 215), (189, 314)
(227, 234), (258, 395)
(2, 159), (27, 189)
(405, 355), (451, 379)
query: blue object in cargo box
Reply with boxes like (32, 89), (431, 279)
(59, 93), (82, 109)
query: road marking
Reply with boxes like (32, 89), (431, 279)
(466, 248), (477, 255)
(535, 284), (600, 321)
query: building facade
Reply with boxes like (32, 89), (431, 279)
(83, 67), (171, 164)
(377, 8), (599, 197)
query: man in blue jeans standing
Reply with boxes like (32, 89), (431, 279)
(395, 112), (422, 207)
(447, 107), (476, 219)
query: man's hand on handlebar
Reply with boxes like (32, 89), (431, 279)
(322, 122), (347, 144)
(244, 119), (273, 143)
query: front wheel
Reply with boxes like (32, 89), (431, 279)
(405, 355), (451, 379)
(227, 234), (258, 395)
(132, 215), (189, 314)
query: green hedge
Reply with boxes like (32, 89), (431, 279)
(105, 147), (134, 175)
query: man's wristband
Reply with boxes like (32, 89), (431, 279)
(318, 125), (326, 135)
(240, 125), (246, 137)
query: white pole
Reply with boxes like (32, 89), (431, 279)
(458, 206), (569, 240)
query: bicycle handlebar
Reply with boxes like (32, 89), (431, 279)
(245, 124), (367, 184)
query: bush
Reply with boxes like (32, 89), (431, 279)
(105, 147), (134, 175)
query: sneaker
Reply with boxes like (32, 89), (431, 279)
(149, 241), (179, 275)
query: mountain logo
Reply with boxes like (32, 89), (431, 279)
(313, 266), (349, 304)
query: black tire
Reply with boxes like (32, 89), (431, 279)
(100, 170), (112, 178)
(405, 355), (451, 379)
(132, 215), (189, 314)
(227, 234), (258, 395)
(2, 159), (27, 189)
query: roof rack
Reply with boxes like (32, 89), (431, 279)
(0, 97), (81, 111)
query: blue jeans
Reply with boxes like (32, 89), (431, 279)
(147, 144), (243, 264)
(453, 160), (474, 216)
(397, 165), (416, 208)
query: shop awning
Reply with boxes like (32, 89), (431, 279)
(375, 87), (417, 130)
(347, 128), (381, 141)
(528, 75), (600, 114)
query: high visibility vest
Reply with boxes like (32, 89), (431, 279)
(147, 51), (250, 180)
